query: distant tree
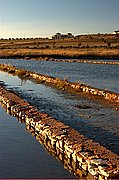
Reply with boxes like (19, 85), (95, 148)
(59, 46), (64, 49)
(104, 39), (107, 43)
(78, 42), (82, 48)
(97, 33), (101, 37)
(46, 45), (50, 49)
(107, 42), (111, 47)
(37, 42), (40, 46)
(53, 42), (56, 48)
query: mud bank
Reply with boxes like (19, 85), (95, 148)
(0, 85), (119, 179)
(0, 63), (119, 105)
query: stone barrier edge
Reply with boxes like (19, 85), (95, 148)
(0, 85), (119, 179)
(0, 63), (119, 105)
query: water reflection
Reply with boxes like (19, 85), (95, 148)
(25, 125), (93, 179)
(0, 105), (77, 179)
(0, 58), (119, 93)
(0, 70), (119, 155)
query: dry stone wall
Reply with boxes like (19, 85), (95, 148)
(29, 73), (119, 104)
(0, 85), (119, 179)
(24, 57), (119, 65)
(0, 63), (119, 105)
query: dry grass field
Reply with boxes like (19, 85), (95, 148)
(0, 33), (119, 59)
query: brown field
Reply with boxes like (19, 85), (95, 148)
(0, 33), (119, 59)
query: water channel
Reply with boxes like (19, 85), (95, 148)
(0, 70), (119, 155)
(0, 58), (119, 93)
(0, 97), (76, 178)
(0, 58), (119, 178)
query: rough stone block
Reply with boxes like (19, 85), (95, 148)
(72, 152), (77, 162)
(88, 164), (99, 177)
(64, 144), (74, 154)
(77, 155), (84, 163)
(81, 162), (88, 171)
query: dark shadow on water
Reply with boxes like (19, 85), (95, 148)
(18, 90), (119, 156)
(1, 72), (119, 156)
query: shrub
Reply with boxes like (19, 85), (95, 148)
(59, 46), (64, 49)
(78, 42), (82, 47)
(45, 45), (50, 49)
(107, 42), (111, 47)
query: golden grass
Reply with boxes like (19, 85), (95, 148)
(0, 48), (119, 59)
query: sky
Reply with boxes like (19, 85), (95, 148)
(0, 0), (119, 38)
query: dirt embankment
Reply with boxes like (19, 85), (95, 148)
(0, 48), (119, 60)
(0, 33), (119, 59)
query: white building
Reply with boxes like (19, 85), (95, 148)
(112, 30), (119, 35)
(52, 33), (74, 39)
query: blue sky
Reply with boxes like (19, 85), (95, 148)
(0, 0), (119, 38)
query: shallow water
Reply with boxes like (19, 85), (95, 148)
(0, 58), (119, 93)
(0, 103), (76, 178)
(0, 71), (119, 156)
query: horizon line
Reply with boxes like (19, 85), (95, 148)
(0, 30), (117, 39)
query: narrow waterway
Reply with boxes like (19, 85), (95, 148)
(0, 104), (76, 178)
(1, 71), (119, 156)
(0, 58), (119, 93)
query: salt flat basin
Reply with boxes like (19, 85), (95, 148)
(0, 71), (119, 156)
(0, 58), (119, 93)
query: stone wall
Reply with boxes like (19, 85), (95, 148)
(0, 85), (119, 179)
(24, 57), (119, 65)
(0, 63), (119, 105)
(29, 72), (119, 104)
(0, 63), (119, 106)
